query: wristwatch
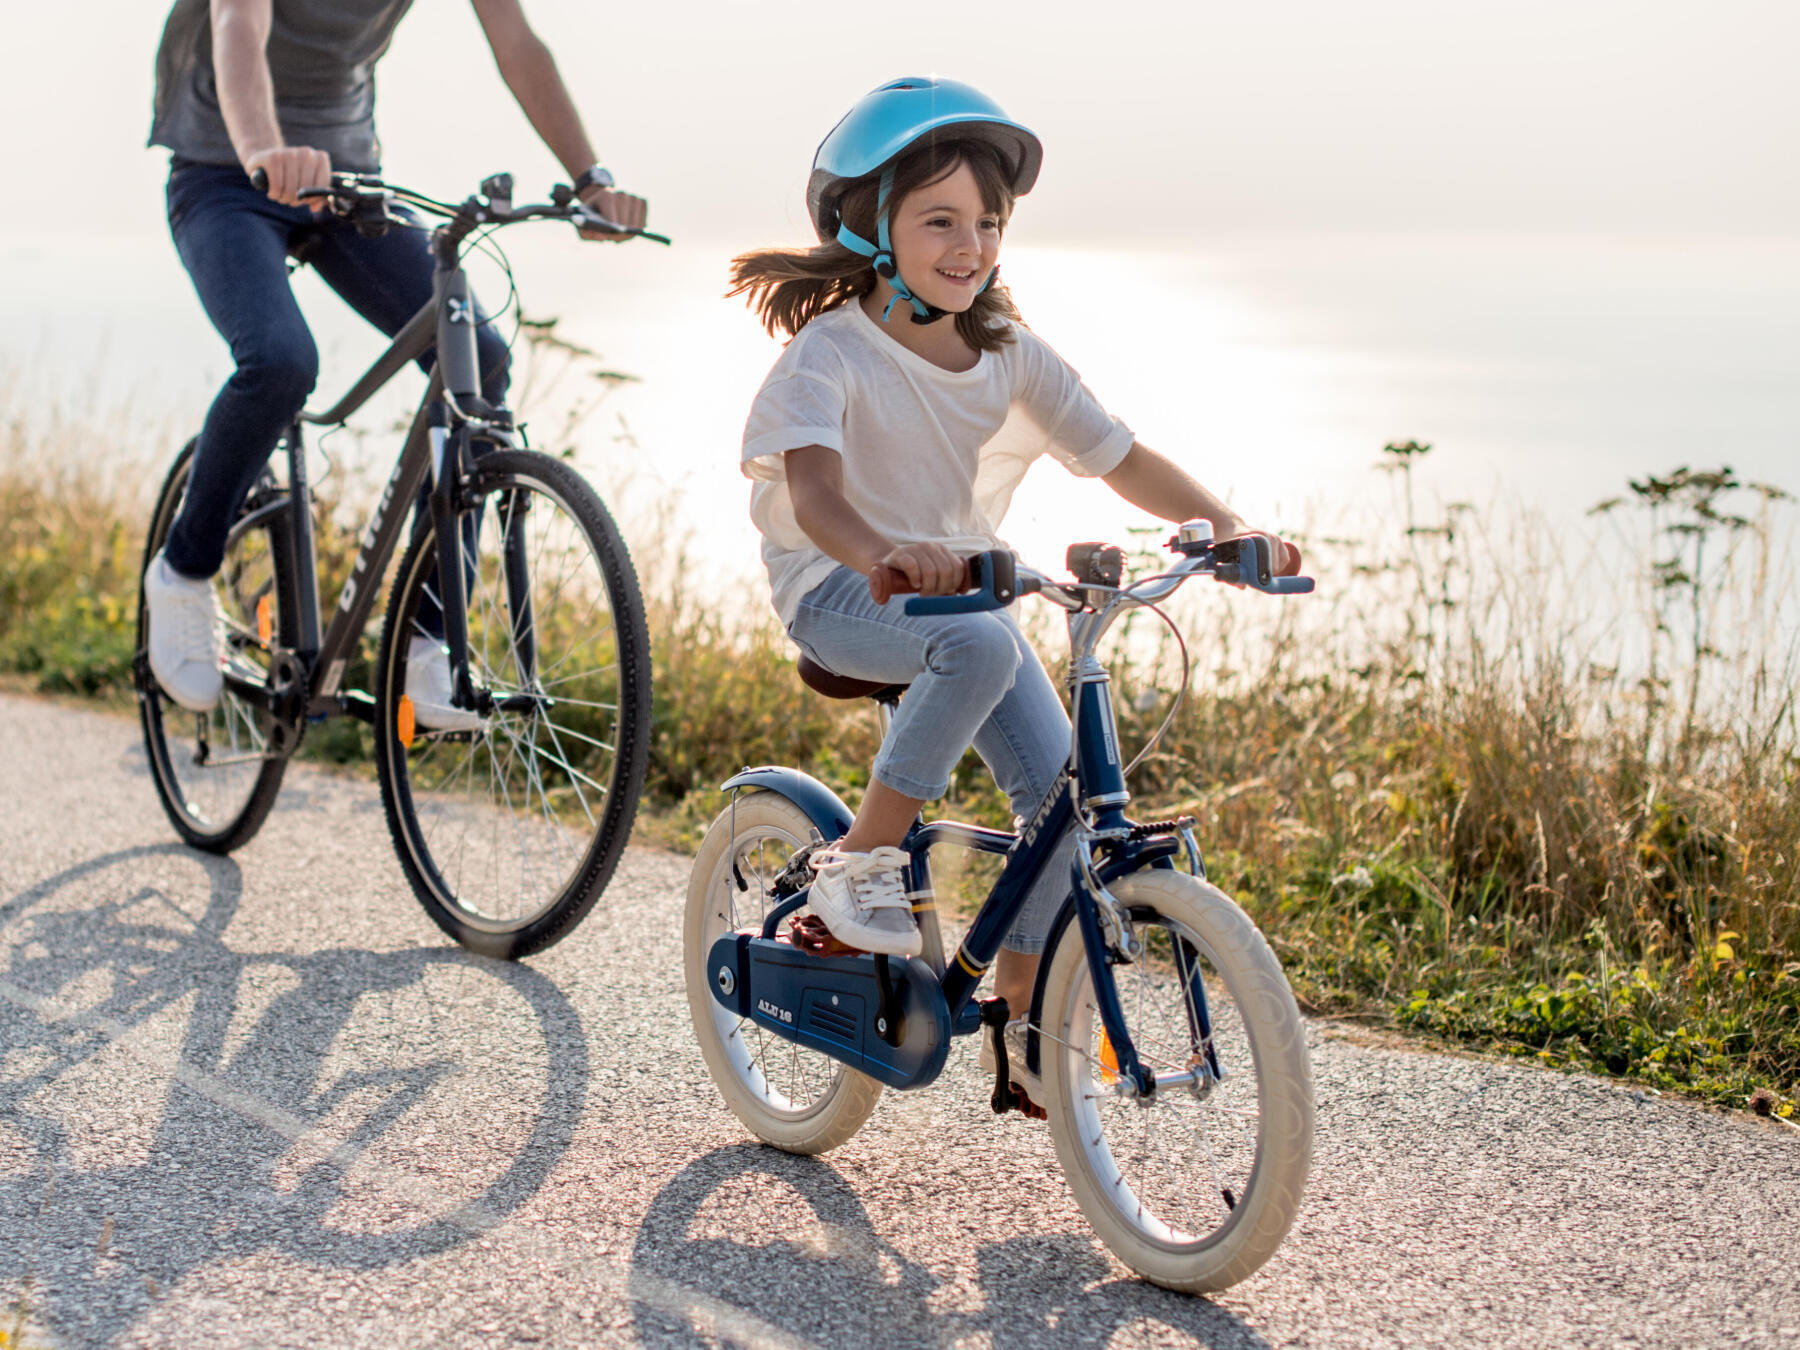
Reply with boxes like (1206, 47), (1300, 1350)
(574, 164), (615, 194)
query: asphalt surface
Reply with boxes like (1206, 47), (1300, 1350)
(1, 690), (1795, 1350)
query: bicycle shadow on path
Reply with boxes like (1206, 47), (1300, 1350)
(629, 1143), (1275, 1350)
(0, 842), (590, 1349)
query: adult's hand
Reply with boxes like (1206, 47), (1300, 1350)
(577, 185), (648, 241)
(245, 146), (332, 210)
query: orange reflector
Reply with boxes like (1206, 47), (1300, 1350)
(1098, 1027), (1119, 1084)
(397, 695), (416, 747)
(256, 596), (272, 645)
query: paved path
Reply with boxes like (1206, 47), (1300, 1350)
(1, 692), (1795, 1349)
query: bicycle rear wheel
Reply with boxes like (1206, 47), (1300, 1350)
(373, 449), (651, 959)
(684, 791), (884, 1153)
(1039, 870), (1313, 1292)
(137, 440), (295, 853)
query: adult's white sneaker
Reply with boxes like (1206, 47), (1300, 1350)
(144, 550), (223, 712)
(806, 845), (921, 957)
(405, 636), (485, 732)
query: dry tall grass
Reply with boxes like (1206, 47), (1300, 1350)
(2, 392), (1794, 1110)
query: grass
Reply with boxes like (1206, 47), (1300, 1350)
(2, 388), (1795, 1120)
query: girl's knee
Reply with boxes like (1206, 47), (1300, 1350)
(928, 615), (1022, 689)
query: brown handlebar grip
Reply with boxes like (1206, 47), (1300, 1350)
(869, 564), (907, 604)
(868, 559), (978, 605)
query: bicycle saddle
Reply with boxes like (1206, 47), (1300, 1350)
(796, 655), (906, 703)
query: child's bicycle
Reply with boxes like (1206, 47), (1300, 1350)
(683, 528), (1316, 1292)
(136, 170), (663, 958)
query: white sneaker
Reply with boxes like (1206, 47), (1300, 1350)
(979, 1017), (1045, 1108)
(405, 636), (484, 731)
(806, 845), (921, 957)
(144, 550), (223, 712)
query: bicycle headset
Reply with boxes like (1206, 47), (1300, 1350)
(807, 76), (1043, 325)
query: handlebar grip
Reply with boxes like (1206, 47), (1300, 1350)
(902, 551), (1018, 616)
(869, 558), (975, 605)
(250, 167), (269, 192)
(1269, 575), (1315, 594)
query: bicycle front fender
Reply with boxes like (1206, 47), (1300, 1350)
(719, 767), (854, 844)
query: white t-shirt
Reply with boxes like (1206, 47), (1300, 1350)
(741, 302), (1135, 626)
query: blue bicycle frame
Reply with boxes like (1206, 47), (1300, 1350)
(706, 530), (1312, 1100)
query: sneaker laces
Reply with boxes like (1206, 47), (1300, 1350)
(811, 845), (912, 913)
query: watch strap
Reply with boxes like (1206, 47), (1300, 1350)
(574, 164), (616, 194)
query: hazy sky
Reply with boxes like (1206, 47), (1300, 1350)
(11, 0), (1797, 251)
(3, 2), (1795, 580)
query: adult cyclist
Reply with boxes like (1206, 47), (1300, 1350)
(145, 0), (648, 728)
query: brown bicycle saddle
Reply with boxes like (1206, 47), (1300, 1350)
(796, 655), (907, 703)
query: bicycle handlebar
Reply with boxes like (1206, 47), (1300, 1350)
(899, 531), (1314, 618)
(247, 168), (672, 245)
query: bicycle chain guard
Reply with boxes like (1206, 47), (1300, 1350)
(706, 932), (951, 1091)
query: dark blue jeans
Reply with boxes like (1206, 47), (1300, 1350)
(162, 158), (509, 580)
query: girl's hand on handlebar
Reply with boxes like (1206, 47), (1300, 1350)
(869, 542), (968, 602)
(577, 185), (648, 241)
(1214, 531), (1302, 588)
(245, 146), (332, 210)
(1273, 536), (1303, 577)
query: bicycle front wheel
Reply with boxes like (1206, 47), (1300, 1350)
(374, 450), (651, 959)
(1039, 870), (1313, 1292)
(137, 440), (295, 853)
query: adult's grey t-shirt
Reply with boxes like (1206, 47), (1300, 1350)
(149, 0), (417, 172)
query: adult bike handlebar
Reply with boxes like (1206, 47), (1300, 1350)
(247, 168), (672, 245)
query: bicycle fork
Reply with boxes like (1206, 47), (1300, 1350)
(426, 405), (480, 713)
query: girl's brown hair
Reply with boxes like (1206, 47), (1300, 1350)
(728, 137), (1022, 351)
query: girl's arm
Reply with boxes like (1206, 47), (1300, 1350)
(785, 446), (967, 595)
(1102, 443), (1302, 574)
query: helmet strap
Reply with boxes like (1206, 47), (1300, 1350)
(835, 167), (950, 325)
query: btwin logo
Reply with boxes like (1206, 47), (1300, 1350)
(757, 998), (793, 1025)
(448, 297), (472, 325)
(1016, 781), (1064, 852)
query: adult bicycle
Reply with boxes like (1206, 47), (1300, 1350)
(684, 528), (1316, 1292)
(136, 171), (662, 958)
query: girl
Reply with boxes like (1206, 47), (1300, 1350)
(729, 76), (1299, 1105)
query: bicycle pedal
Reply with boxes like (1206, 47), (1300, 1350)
(999, 1083), (1047, 1121)
(786, 913), (866, 957)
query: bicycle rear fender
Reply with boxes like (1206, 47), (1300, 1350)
(720, 768), (854, 843)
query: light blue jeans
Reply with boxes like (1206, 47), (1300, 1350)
(788, 565), (1076, 954)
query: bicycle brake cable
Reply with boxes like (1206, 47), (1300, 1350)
(1120, 594), (1191, 779)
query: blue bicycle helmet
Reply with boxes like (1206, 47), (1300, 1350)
(808, 77), (1043, 324)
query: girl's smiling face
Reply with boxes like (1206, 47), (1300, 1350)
(884, 160), (1003, 315)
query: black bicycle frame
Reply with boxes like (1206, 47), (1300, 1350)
(217, 224), (505, 723)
